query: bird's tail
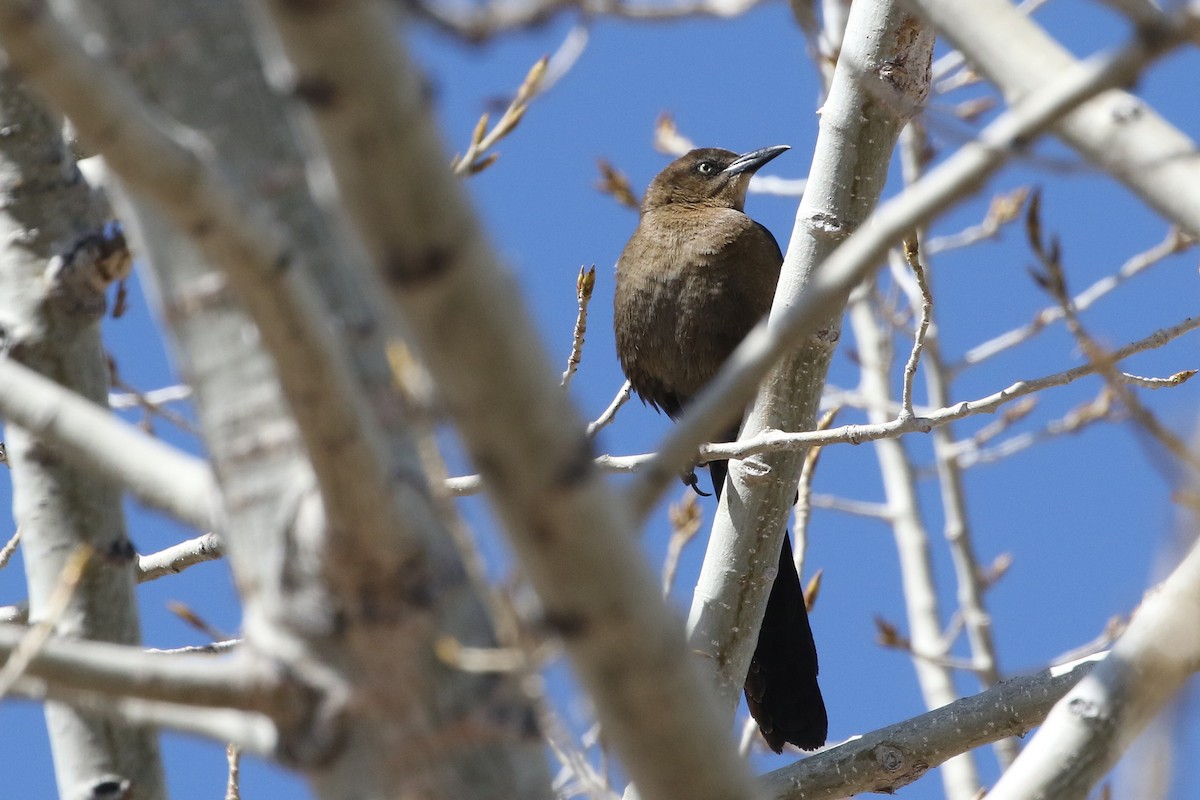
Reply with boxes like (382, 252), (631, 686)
(744, 532), (827, 752)
(708, 459), (828, 753)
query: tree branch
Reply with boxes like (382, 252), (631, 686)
(905, 0), (1200, 237)
(244, 0), (759, 797)
(448, 313), (1200, 493)
(681, 0), (937, 751)
(136, 533), (224, 582)
(763, 655), (1103, 799)
(0, 357), (215, 530)
(986, 532), (1200, 798)
(0, 623), (294, 714)
(848, 287), (979, 796)
(5, 0), (553, 793)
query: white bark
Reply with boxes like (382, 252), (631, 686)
(905, 0), (1200, 237)
(763, 655), (1102, 799)
(848, 291), (979, 798)
(0, 357), (215, 530)
(3, 0), (553, 796)
(0, 72), (166, 800)
(684, 0), (936, 725)
(244, 2), (762, 799)
(986, 536), (1200, 799)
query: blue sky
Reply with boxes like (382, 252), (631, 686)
(3, 2), (1199, 798)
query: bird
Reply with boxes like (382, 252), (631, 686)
(613, 145), (827, 752)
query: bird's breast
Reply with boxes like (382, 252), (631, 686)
(613, 208), (781, 407)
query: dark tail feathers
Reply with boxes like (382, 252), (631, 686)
(709, 459), (828, 752)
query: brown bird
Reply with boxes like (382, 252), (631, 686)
(613, 146), (827, 752)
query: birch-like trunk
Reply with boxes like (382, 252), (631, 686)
(45, 0), (552, 796)
(0, 73), (167, 800)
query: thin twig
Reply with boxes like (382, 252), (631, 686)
(412, 0), (771, 41)
(145, 640), (242, 656)
(792, 408), (839, 577)
(808, 494), (894, 519)
(587, 381), (632, 438)
(543, 701), (618, 800)
(562, 265), (596, 389)
(661, 494), (702, 597)
(696, 315), (1200, 461)
(898, 237), (932, 419)
(1028, 198), (1200, 473)
(959, 226), (1193, 370)
(0, 529), (19, 570)
(445, 380), (632, 496)
(447, 316), (1200, 495)
(953, 397), (1038, 453)
(109, 373), (200, 435)
(225, 743), (241, 800)
(1050, 617), (1126, 668)
(451, 57), (548, 176)
(922, 186), (1030, 254)
(953, 389), (1116, 469)
(136, 533), (224, 582)
(108, 383), (191, 409)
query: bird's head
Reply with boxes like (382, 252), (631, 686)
(641, 145), (789, 213)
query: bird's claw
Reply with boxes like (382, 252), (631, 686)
(682, 468), (712, 497)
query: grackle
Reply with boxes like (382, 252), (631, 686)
(613, 146), (827, 752)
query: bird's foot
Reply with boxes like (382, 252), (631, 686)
(682, 468), (711, 497)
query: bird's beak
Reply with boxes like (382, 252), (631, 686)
(722, 145), (789, 176)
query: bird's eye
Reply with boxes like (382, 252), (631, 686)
(696, 161), (719, 175)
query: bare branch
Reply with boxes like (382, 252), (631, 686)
(587, 381), (633, 438)
(907, 0), (1200, 238)
(763, 655), (1103, 800)
(792, 408), (839, 573)
(136, 533), (224, 583)
(0, 546), (91, 702)
(0, 529), (19, 571)
(808, 494), (893, 519)
(953, 389), (1115, 469)
(0, 357), (214, 529)
(661, 494), (702, 596)
(108, 372), (200, 436)
(591, 314), (1199, 478)
(451, 56), (548, 176)
(694, 316), (1200, 461)
(922, 185), (1030, 255)
(898, 239), (932, 419)
(225, 744), (242, 800)
(108, 383), (191, 409)
(896, 119), (1017, 768)
(562, 266), (596, 389)
(247, 0), (762, 796)
(986, 536), (1200, 799)
(409, 0), (772, 42)
(959, 226), (1193, 369)
(1030, 212), (1200, 473)
(146, 640), (242, 656)
(849, 287), (980, 796)
(20, 681), (278, 756)
(0, 623), (296, 715)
